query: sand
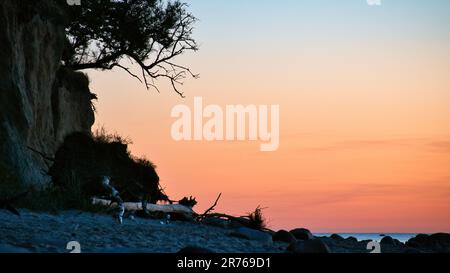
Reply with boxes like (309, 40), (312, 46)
(0, 209), (286, 253)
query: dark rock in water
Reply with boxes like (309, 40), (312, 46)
(330, 234), (344, 241)
(289, 228), (314, 240)
(287, 239), (331, 253)
(178, 246), (215, 253)
(273, 230), (297, 244)
(406, 234), (430, 248)
(380, 236), (396, 245)
(346, 236), (358, 242)
(406, 233), (450, 251)
(429, 233), (450, 245)
(230, 227), (273, 245)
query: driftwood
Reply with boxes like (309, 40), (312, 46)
(197, 197), (274, 232)
(93, 190), (271, 232)
(204, 213), (250, 225)
(197, 193), (221, 220)
(92, 198), (194, 215)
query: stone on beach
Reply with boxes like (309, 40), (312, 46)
(330, 234), (344, 241)
(289, 228), (314, 240)
(272, 230), (297, 244)
(230, 227), (273, 245)
(287, 239), (331, 253)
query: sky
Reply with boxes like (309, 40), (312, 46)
(86, 0), (450, 232)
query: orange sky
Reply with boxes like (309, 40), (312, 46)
(86, 1), (450, 232)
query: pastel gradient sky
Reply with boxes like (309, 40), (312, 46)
(87, 0), (450, 232)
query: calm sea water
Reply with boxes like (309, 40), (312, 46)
(314, 233), (419, 243)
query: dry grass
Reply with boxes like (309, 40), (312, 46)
(93, 126), (132, 146)
(247, 206), (267, 230)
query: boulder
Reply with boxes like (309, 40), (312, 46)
(346, 236), (358, 242)
(287, 239), (331, 253)
(230, 227), (273, 245)
(289, 228), (314, 240)
(330, 234), (344, 241)
(380, 236), (396, 246)
(406, 233), (450, 249)
(406, 234), (431, 248)
(273, 230), (296, 244)
(429, 233), (450, 245)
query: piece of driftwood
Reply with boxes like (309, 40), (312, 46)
(92, 198), (194, 215)
(197, 193), (222, 220)
(203, 213), (249, 225)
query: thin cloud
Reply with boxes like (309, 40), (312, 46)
(299, 138), (419, 152)
(429, 140), (450, 153)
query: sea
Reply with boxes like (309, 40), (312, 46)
(314, 233), (419, 243)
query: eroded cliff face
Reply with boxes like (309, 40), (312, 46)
(0, 0), (94, 186)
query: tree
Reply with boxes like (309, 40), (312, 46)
(63, 0), (198, 97)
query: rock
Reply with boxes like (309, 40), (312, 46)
(404, 248), (422, 253)
(406, 234), (429, 247)
(230, 227), (273, 245)
(346, 236), (358, 242)
(287, 239), (331, 253)
(406, 233), (450, 249)
(330, 234), (344, 241)
(406, 234), (430, 248)
(429, 233), (450, 245)
(380, 236), (396, 245)
(169, 212), (194, 222)
(272, 230), (296, 244)
(289, 228), (314, 240)
(0, 0), (95, 186)
(178, 246), (215, 253)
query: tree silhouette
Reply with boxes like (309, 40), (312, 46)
(63, 0), (198, 97)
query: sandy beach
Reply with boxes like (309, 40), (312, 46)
(0, 210), (285, 253)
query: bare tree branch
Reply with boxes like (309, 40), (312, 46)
(65, 0), (198, 97)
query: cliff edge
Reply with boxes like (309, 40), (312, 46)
(0, 0), (95, 186)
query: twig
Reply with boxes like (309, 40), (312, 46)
(199, 193), (222, 219)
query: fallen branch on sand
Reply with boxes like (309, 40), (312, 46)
(92, 198), (194, 215)
(197, 193), (222, 220)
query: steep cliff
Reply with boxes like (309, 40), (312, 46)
(0, 0), (94, 187)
